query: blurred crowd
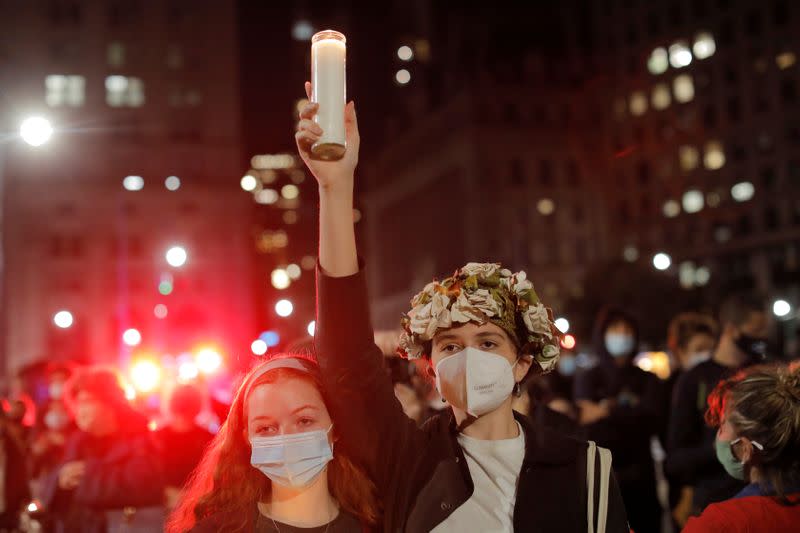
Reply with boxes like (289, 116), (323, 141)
(0, 291), (794, 532)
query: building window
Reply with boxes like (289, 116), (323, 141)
(566, 159), (580, 186)
(764, 206), (780, 230)
(47, 1), (81, 25)
(746, 9), (763, 36)
(781, 78), (797, 103)
(107, 42), (125, 67)
(679, 145), (700, 171)
(539, 160), (553, 186)
(704, 141), (726, 170)
(630, 91), (648, 115)
(45, 75), (84, 106)
(647, 48), (668, 75)
(673, 74), (695, 102)
(652, 83), (671, 109)
(105, 76), (144, 107)
(704, 105), (718, 128)
(510, 159), (525, 186)
(727, 97), (741, 122)
(166, 44), (183, 69)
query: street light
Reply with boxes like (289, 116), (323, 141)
(773, 299), (792, 318)
(122, 328), (142, 347)
(20, 117), (53, 147)
(53, 310), (74, 329)
(275, 299), (293, 317)
(554, 318), (570, 334)
(166, 246), (187, 267)
(653, 253), (672, 271)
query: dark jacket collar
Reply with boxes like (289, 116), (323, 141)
(439, 409), (582, 466)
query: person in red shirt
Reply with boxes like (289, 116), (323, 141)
(683, 362), (800, 533)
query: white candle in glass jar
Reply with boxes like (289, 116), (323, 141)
(311, 30), (346, 160)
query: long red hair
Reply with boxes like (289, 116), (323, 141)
(166, 355), (380, 532)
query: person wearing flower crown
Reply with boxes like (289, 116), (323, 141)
(295, 82), (629, 532)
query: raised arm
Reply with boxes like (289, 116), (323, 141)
(295, 81), (358, 278)
(296, 84), (427, 496)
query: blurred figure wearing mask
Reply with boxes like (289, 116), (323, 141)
(155, 385), (214, 510)
(574, 307), (663, 533)
(663, 312), (717, 522)
(31, 400), (76, 480)
(666, 293), (770, 520)
(684, 362), (800, 532)
(41, 367), (165, 532)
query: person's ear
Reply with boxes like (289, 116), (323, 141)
(739, 438), (755, 463)
(514, 355), (534, 382)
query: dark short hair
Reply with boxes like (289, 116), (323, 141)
(719, 293), (765, 329)
(66, 367), (129, 415)
(667, 312), (718, 352)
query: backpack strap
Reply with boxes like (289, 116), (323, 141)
(585, 441), (613, 533)
(596, 446), (613, 533)
(586, 440), (596, 533)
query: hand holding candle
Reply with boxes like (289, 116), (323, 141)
(295, 83), (359, 191)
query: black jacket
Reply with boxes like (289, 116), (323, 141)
(316, 267), (629, 532)
(665, 359), (745, 511)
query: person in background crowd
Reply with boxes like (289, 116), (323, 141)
(574, 307), (663, 533)
(667, 312), (718, 376)
(46, 364), (74, 402)
(298, 83), (628, 533)
(4, 396), (35, 455)
(683, 362), (800, 532)
(0, 408), (31, 531)
(156, 385), (214, 511)
(167, 355), (380, 533)
(662, 311), (718, 523)
(666, 294), (770, 519)
(516, 370), (584, 440)
(31, 400), (76, 480)
(41, 367), (165, 532)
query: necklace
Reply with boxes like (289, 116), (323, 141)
(263, 503), (335, 533)
(269, 516), (331, 533)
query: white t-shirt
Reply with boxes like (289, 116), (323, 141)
(431, 422), (526, 533)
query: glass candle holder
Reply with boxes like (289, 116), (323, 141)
(311, 30), (346, 161)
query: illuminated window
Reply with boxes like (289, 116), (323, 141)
(652, 83), (671, 110)
(105, 76), (145, 107)
(647, 47), (669, 75)
(166, 45), (183, 69)
(45, 75), (85, 106)
(776, 52), (797, 70)
(704, 140), (725, 170)
(107, 42), (125, 67)
(537, 198), (555, 216)
(395, 69), (411, 85)
(669, 41), (692, 68)
(629, 91), (648, 116)
(673, 74), (695, 103)
(613, 98), (627, 119)
(693, 32), (716, 60)
(731, 181), (755, 202)
(679, 145), (699, 171)
(663, 200), (681, 218)
(682, 189), (705, 213)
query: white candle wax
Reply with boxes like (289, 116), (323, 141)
(311, 31), (346, 160)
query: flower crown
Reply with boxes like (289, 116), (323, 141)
(398, 262), (561, 373)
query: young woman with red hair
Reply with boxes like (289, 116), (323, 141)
(167, 355), (379, 533)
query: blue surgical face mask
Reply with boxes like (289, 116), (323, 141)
(558, 356), (577, 376)
(604, 333), (635, 358)
(250, 426), (334, 488)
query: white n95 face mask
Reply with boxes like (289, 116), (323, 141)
(435, 347), (518, 417)
(250, 426), (334, 488)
